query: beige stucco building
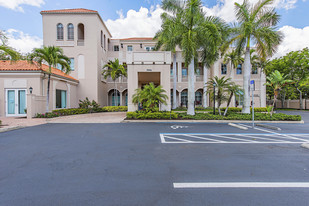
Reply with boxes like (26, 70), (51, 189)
(0, 8), (266, 117)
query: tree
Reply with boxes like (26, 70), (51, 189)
(223, 83), (243, 116)
(207, 76), (232, 115)
(154, 8), (181, 110)
(102, 59), (127, 106)
(28, 46), (71, 112)
(132, 82), (168, 111)
(265, 48), (309, 109)
(264, 70), (293, 113)
(0, 30), (20, 61)
(223, 49), (244, 79)
(159, 0), (227, 115)
(224, 0), (283, 113)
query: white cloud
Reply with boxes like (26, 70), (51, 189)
(203, 0), (301, 23)
(5, 29), (42, 54)
(273, 26), (309, 58)
(106, 5), (164, 39)
(0, 0), (45, 12)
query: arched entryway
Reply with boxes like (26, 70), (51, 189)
(195, 89), (203, 106)
(108, 89), (120, 106)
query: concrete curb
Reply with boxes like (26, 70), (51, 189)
(256, 124), (281, 131)
(301, 143), (309, 150)
(0, 126), (26, 133)
(122, 120), (304, 124)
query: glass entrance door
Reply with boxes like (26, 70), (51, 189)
(6, 89), (27, 116)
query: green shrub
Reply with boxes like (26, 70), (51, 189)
(103, 106), (128, 112)
(126, 111), (178, 119)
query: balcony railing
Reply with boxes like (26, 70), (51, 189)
(77, 39), (84, 46)
(182, 76), (188, 82)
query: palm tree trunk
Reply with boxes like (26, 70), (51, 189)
(203, 65), (208, 108)
(173, 53), (177, 109)
(297, 87), (303, 109)
(187, 58), (195, 115)
(272, 94), (277, 114)
(229, 63), (234, 80)
(224, 92), (234, 116)
(242, 47), (251, 114)
(46, 73), (51, 113)
(114, 80), (116, 106)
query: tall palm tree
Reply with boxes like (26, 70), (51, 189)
(132, 82), (168, 110)
(28, 46), (71, 112)
(223, 83), (243, 116)
(224, 0), (283, 113)
(102, 58), (127, 106)
(207, 76), (231, 115)
(0, 30), (20, 61)
(159, 0), (227, 115)
(154, 9), (182, 110)
(264, 70), (293, 113)
(223, 49), (244, 79)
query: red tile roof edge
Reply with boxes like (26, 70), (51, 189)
(41, 8), (98, 14)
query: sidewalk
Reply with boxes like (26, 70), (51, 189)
(0, 117), (47, 132)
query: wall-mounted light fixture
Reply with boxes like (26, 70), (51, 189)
(121, 43), (123, 48)
(29, 86), (33, 94)
(140, 43), (143, 48)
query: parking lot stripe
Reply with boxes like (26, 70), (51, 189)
(212, 134), (256, 142)
(234, 134), (290, 143)
(173, 182), (309, 188)
(163, 135), (194, 143)
(184, 134), (225, 142)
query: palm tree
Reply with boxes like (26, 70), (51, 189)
(102, 59), (127, 106)
(28, 46), (71, 112)
(154, 9), (181, 110)
(224, 0), (283, 114)
(0, 30), (20, 61)
(207, 76), (231, 115)
(223, 49), (244, 79)
(223, 83), (243, 116)
(264, 70), (293, 113)
(159, 0), (227, 115)
(132, 82), (168, 110)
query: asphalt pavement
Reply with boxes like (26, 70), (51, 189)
(0, 120), (309, 205)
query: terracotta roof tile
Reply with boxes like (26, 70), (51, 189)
(41, 8), (97, 14)
(0, 60), (78, 82)
(118, 37), (154, 41)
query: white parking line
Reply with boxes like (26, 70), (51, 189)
(213, 134), (255, 142)
(234, 134), (290, 143)
(185, 134), (225, 142)
(173, 182), (309, 188)
(164, 135), (194, 143)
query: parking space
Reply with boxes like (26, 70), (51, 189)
(160, 133), (309, 144)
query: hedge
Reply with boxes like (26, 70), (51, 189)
(126, 111), (301, 121)
(173, 107), (267, 112)
(35, 106), (128, 118)
(126, 111), (178, 119)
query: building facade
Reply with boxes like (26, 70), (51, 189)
(0, 8), (266, 117)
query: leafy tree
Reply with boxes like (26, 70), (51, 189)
(132, 82), (168, 111)
(207, 76), (232, 115)
(264, 70), (293, 113)
(28, 46), (71, 112)
(159, 0), (227, 115)
(223, 0), (283, 113)
(102, 59), (127, 106)
(223, 83), (243, 116)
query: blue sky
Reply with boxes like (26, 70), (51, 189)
(0, 0), (308, 57)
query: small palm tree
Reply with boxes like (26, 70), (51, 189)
(223, 83), (243, 116)
(207, 76), (232, 115)
(264, 70), (293, 113)
(102, 59), (127, 106)
(132, 82), (168, 110)
(28, 46), (71, 112)
(223, 49), (244, 78)
(224, 0), (283, 114)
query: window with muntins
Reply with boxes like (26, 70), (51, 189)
(57, 23), (64, 40)
(114, 45), (119, 51)
(70, 58), (74, 71)
(221, 64), (227, 75)
(236, 64), (242, 74)
(182, 68), (188, 76)
(127, 45), (133, 51)
(67, 23), (74, 40)
(252, 65), (258, 74)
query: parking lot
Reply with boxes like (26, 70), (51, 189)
(0, 117), (309, 205)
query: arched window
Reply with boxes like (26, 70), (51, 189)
(67, 23), (74, 40)
(104, 34), (106, 50)
(101, 31), (103, 47)
(181, 90), (188, 107)
(78, 23), (84, 40)
(57, 23), (63, 40)
(195, 91), (202, 105)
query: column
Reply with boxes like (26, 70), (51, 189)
(260, 70), (266, 107)
(120, 91), (123, 106)
(177, 62), (182, 83)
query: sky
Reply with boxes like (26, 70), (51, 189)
(0, 0), (308, 58)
